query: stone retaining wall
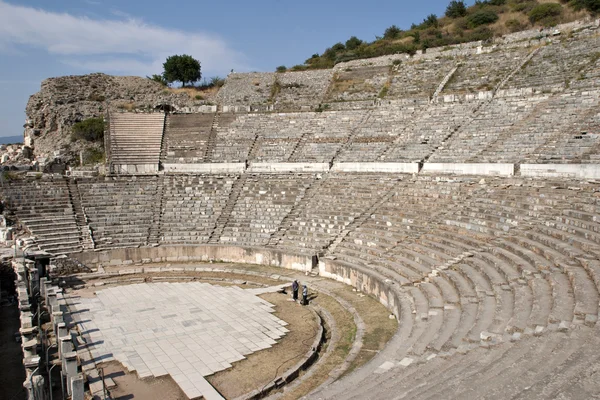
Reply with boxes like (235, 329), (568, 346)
(71, 245), (314, 272)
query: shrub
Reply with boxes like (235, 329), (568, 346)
(276, 65), (287, 73)
(315, 104), (330, 112)
(529, 3), (562, 24)
(71, 117), (104, 142)
(467, 10), (500, 28)
(291, 64), (310, 71)
(345, 36), (363, 50)
(195, 94), (204, 100)
(566, 0), (600, 14)
(82, 147), (104, 165)
(209, 76), (226, 87)
(323, 43), (345, 61)
(384, 25), (402, 39)
(510, 0), (538, 13)
(446, 0), (468, 17)
(505, 18), (526, 32)
(147, 74), (167, 86)
(421, 14), (439, 29)
(335, 53), (360, 64)
(378, 84), (390, 98)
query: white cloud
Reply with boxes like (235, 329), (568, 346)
(0, 1), (249, 77)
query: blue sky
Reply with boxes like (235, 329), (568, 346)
(0, 0), (460, 138)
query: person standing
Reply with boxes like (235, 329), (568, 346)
(302, 284), (308, 306)
(292, 280), (299, 302)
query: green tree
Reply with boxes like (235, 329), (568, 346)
(446, 0), (468, 17)
(345, 36), (363, 50)
(422, 14), (439, 28)
(162, 54), (201, 87)
(384, 25), (402, 39)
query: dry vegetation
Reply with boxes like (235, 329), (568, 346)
(167, 85), (220, 102)
(285, 0), (597, 72)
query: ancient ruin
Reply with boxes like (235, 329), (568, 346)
(3, 17), (600, 400)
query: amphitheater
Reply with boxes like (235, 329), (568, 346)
(5, 18), (600, 400)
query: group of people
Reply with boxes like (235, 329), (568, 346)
(291, 280), (308, 305)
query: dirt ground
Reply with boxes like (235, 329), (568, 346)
(99, 360), (187, 400)
(206, 292), (319, 399)
(0, 304), (27, 400)
(333, 287), (398, 375)
(66, 263), (397, 399)
(278, 288), (356, 400)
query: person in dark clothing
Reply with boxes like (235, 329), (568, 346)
(292, 280), (299, 302)
(302, 285), (308, 306)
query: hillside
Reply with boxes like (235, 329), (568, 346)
(5, 13), (598, 170)
(281, 0), (596, 72)
(22, 73), (204, 164)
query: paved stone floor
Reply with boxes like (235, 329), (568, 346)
(69, 282), (289, 399)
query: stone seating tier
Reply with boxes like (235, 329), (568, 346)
(76, 177), (158, 249)
(3, 178), (83, 254)
(164, 113), (214, 163)
(6, 171), (600, 398)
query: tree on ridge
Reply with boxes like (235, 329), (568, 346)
(162, 54), (202, 87)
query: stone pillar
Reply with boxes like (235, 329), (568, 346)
(63, 352), (78, 396)
(29, 267), (39, 299)
(20, 311), (33, 329)
(15, 263), (28, 287)
(47, 292), (57, 314)
(58, 335), (72, 360)
(19, 301), (31, 313)
(70, 373), (85, 400)
(20, 326), (38, 343)
(23, 356), (44, 400)
(57, 322), (67, 339)
(43, 282), (52, 303)
(23, 374), (46, 400)
(52, 311), (63, 333)
(22, 339), (38, 358)
(40, 277), (47, 297)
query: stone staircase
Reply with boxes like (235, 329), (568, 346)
(147, 176), (165, 245)
(325, 184), (398, 255)
(203, 112), (220, 162)
(431, 64), (460, 101)
(66, 178), (94, 250)
(109, 112), (166, 173)
(330, 111), (374, 165)
(208, 175), (248, 243)
(245, 134), (261, 164)
(287, 132), (312, 162)
(267, 174), (327, 247)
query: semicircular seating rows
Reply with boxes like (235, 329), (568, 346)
(4, 173), (600, 397)
(6, 23), (600, 399)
